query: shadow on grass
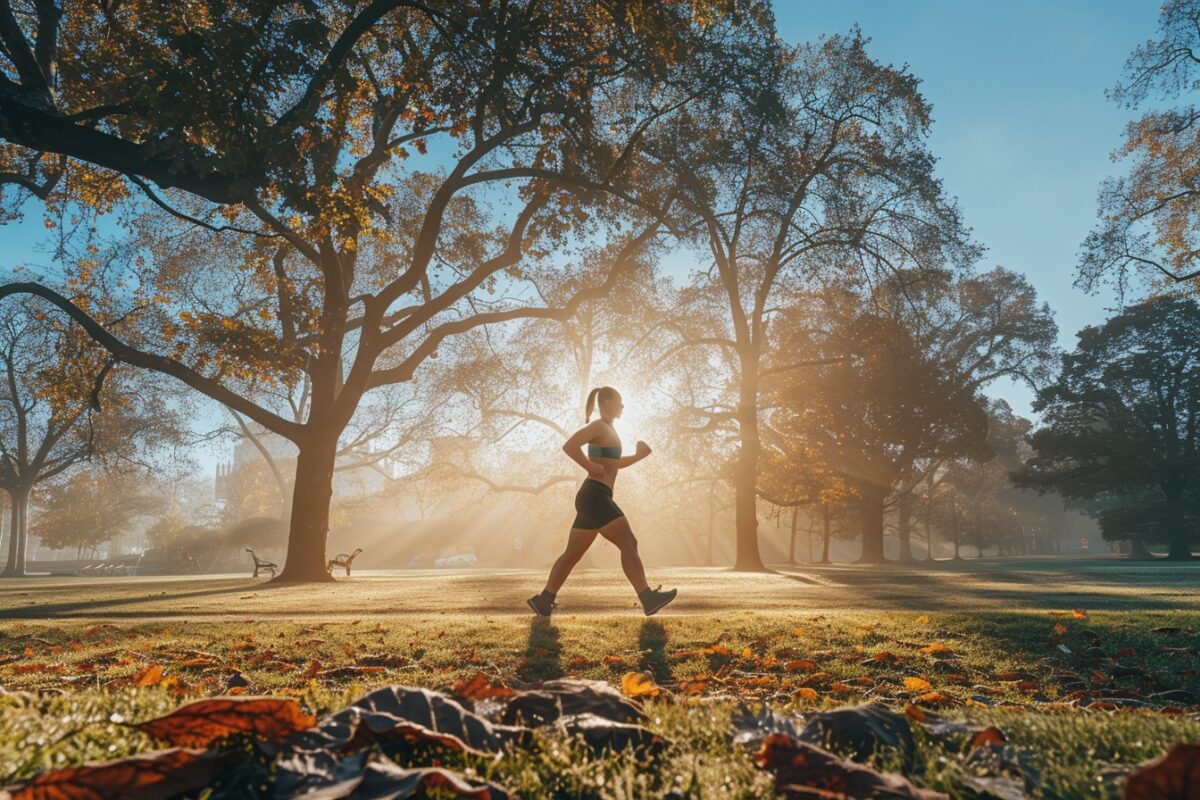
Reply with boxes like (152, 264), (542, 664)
(518, 616), (562, 682)
(638, 619), (670, 680)
(0, 582), (263, 620)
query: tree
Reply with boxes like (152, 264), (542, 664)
(651, 29), (975, 570)
(762, 263), (1055, 563)
(0, 0), (767, 580)
(1013, 295), (1200, 559)
(771, 287), (992, 563)
(33, 470), (161, 559)
(0, 297), (179, 575)
(1079, 0), (1200, 291)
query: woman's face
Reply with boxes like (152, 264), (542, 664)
(602, 393), (624, 419)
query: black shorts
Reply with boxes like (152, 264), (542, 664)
(572, 478), (625, 530)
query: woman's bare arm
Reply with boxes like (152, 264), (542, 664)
(562, 420), (606, 480)
(617, 441), (651, 469)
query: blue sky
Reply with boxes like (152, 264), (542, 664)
(771, 0), (1161, 416)
(2, 2), (1160, 424)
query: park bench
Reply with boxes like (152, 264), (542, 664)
(246, 548), (278, 578)
(326, 548), (363, 576)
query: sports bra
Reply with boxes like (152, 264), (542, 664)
(587, 443), (621, 459)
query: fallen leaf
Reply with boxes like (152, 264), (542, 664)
(969, 726), (1006, 750)
(919, 643), (954, 656)
(1124, 743), (1200, 799)
(275, 750), (510, 800)
(134, 664), (165, 687)
(904, 677), (934, 692)
(452, 672), (516, 701)
(134, 697), (315, 747)
(620, 671), (661, 698)
(756, 733), (946, 799)
(501, 678), (643, 725)
(1, 748), (221, 800)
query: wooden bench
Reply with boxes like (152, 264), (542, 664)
(326, 547), (363, 576)
(246, 548), (278, 578)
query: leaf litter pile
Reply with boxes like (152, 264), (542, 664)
(2, 610), (1200, 797)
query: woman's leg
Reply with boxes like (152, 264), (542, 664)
(597, 516), (649, 594)
(544, 528), (598, 593)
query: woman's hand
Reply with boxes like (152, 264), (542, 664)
(636, 440), (652, 458)
(586, 460), (607, 480)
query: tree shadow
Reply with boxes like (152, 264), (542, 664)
(638, 619), (670, 680)
(517, 616), (562, 682)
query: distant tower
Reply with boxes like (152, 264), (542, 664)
(214, 461), (236, 505)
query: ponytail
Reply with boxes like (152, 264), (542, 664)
(585, 386), (618, 422)
(585, 388), (600, 422)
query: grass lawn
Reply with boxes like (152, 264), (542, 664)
(1, 561), (1198, 797)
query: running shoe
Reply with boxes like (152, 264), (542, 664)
(527, 593), (556, 617)
(640, 585), (677, 616)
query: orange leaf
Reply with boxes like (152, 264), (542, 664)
(917, 691), (956, 707)
(784, 659), (818, 672)
(621, 671), (661, 698)
(829, 682), (854, 694)
(134, 697), (316, 747)
(903, 677), (933, 692)
(451, 672), (515, 701)
(919, 643), (953, 656)
(904, 704), (926, 722)
(795, 687), (819, 701)
(134, 664), (164, 687)
(968, 726), (1006, 750)
(4, 748), (219, 800)
(1071, 609), (1088, 620)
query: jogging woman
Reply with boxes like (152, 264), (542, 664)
(527, 386), (677, 616)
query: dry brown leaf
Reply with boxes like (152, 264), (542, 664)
(452, 672), (516, 701)
(1, 748), (220, 800)
(133, 697), (316, 747)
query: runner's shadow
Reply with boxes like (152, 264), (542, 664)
(518, 616), (563, 681)
(638, 619), (669, 681)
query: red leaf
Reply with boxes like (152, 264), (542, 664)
(3, 748), (220, 800)
(133, 697), (316, 747)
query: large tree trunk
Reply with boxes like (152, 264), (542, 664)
(896, 492), (914, 562)
(952, 499), (962, 560)
(820, 503), (831, 563)
(1166, 537), (1192, 559)
(732, 375), (766, 571)
(707, 485), (716, 567)
(787, 506), (798, 565)
(1166, 503), (1193, 560)
(857, 484), (887, 563)
(1128, 537), (1153, 560)
(274, 434), (339, 582)
(2, 488), (28, 577)
(924, 473), (935, 561)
